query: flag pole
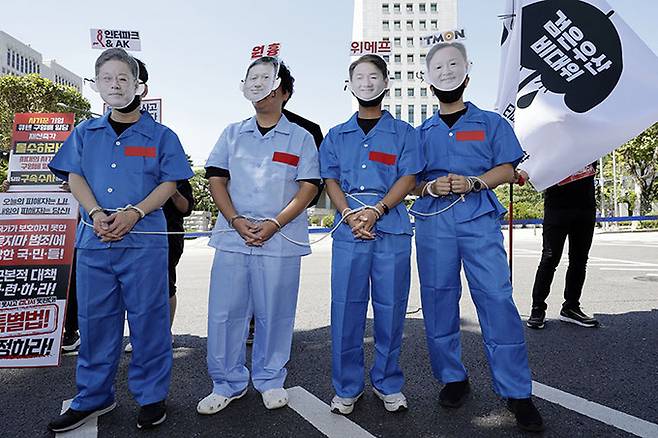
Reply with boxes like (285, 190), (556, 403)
(508, 182), (514, 282)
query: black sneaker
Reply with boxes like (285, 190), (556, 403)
(526, 308), (546, 330)
(559, 307), (599, 328)
(48, 402), (116, 432)
(439, 379), (470, 408)
(507, 397), (545, 432)
(62, 331), (80, 352)
(137, 400), (167, 429)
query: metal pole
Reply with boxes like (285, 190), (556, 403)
(508, 183), (514, 282)
(612, 151), (619, 217)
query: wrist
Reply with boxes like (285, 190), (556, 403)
(229, 214), (245, 228)
(125, 204), (146, 220)
(88, 206), (103, 219)
(265, 217), (282, 230)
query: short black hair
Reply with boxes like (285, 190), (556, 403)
(349, 54), (388, 79)
(278, 61), (294, 107)
(134, 58), (148, 84)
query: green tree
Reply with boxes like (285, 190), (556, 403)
(617, 122), (658, 214)
(494, 182), (544, 220)
(190, 168), (217, 218)
(0, 74), (91, 180)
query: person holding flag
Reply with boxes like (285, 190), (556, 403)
(410, 41), (544, 432)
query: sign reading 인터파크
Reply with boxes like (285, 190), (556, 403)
(90, 28), (141, 51)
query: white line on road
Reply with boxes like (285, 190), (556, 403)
(287, 386), (376, 438)
(599, 268), (658, 272)
(533, 381), (658, 438)
(56, 399), (98, 438)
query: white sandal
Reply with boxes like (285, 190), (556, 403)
(261, 388), (288, 410)
(196, 388), (247, 415)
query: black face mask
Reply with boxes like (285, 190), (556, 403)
(431, 80), (467, 104)
(355, 91), (387, 108)
(115, 95), (142, 113)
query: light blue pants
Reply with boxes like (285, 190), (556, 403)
(331, 233), (411, 398)
(415, 211), (532, 398)
(72, 248), (172, 410)
(207, 250), (301, 397)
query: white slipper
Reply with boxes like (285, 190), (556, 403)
(261, 388), (288, 410)
(196, 388), (247, 415)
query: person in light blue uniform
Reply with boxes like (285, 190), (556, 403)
(320, 54), (423, 415)
(47, 49), (193, 433)
(411, 42), (544, 432)
(197, 58), (320, 414)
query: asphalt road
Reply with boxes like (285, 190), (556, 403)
(1, 228), (657, 437)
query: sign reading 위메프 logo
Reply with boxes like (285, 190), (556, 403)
(90, 29), (141, 51)
(350, 41), (392, 57)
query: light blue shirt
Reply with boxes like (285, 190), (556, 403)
(48, 111), (194, 249)
(411, 102), (525, 223)
(205, 114), (320, 257)
(319, 110), (424, 242)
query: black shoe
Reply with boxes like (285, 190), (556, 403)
(559, 307), (599, 328)
(62, 331), (80, 352)
(526, 308), (546, 330)
(439, 379), (470, 408)
(48, 402), (116, 432)
(507, 397), (545, 432)
(137, 400), (167, 429)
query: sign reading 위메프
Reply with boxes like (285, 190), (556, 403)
(90, 28), (141, 51)
(0, 192), (78, 368)
(103, 98), (162, 123)
(349, 40), (392, 57)
(8, 113), (74, 192)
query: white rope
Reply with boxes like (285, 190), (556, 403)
(80, 191), (473, 244)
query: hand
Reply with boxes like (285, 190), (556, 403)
(431, 176), (452, 196)
(514, 169), (529, 185)
(448, 174), (471, 194)
(103, 210), (141, 241)
(345, 213), (374, 240)
(91, 211), (121, 242)
(232, 217), (262, 246)
(354, 209), (378, 240)
(0, 180), (9, 192)
(252, 220), (279, 245)
(59, 181), (71, 192)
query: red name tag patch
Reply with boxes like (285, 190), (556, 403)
(124, 146), (156, 158)
(456, 130), (486, 142)
(272, 152), (300, 167)
(369, 151), (397, 166)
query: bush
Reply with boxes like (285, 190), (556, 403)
(308, 215), (321, 226)
(321, 214), (335, 228)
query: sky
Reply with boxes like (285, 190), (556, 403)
(2, 0), (657, 165)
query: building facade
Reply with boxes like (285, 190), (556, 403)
(0, 31), (82, 91)
(352, 0), (458, 125)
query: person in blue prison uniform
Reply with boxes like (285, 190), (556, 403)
(46, 49), (194, 433)
(197, 58), (320, 414)
(410, 42), (544, 432)
(320, 54), (424, 415)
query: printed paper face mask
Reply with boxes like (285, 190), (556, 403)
(425, 43), (471, 91)
(92, 59), (143, 109)
(240, 57), (281, 103)
(348, 60), (389, 102)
